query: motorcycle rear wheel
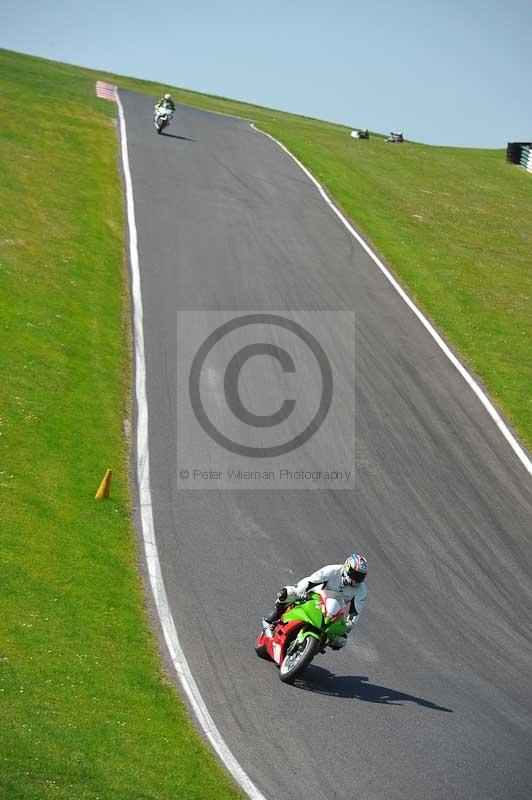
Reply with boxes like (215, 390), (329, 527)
(279, 635), (319, 684)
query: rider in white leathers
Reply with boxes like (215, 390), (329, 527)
(263, 554), (368, 649)
(155, 92), (176, 112)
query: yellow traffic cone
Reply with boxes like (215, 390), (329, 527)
(95, 469), (112, 500)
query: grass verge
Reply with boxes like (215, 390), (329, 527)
(0, 49), (242, 799)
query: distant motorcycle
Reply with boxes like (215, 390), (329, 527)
(255, 590), (349, 684)
(385, 131), (404, 143)
(153, 105), (174, 134)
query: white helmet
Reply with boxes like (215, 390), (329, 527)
(164, 93), (172, 100)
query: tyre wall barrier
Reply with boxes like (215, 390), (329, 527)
(506, 141), (532, 173)
(520, 145), (532, 173)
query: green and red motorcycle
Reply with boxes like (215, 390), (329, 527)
(255, 590), (348, 684)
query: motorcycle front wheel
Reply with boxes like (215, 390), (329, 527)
(279, 635), (319, 684)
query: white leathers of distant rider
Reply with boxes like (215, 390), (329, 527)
(285, 564), (367, 622)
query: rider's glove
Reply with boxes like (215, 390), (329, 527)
(296, 588), (308, 600)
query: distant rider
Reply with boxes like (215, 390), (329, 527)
(263, 554), (368, 649)
(155, 93), (176, 113)
(385, 131), (403, 143)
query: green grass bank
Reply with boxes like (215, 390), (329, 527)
(0, 49), (242, 799)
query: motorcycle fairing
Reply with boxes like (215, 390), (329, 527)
(269, 618), (304, 664)
(282, 592), (348, 640)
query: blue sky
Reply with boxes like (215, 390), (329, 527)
(3, 0), (532, 147)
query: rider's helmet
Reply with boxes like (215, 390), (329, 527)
(342, 554), (368, 586)
(164, 93), (172, 100)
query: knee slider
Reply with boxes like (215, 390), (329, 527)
(331, 635), (347, 650)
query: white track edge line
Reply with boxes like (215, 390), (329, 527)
(250, 123), (532, 478)
(116, 93), (268, 800)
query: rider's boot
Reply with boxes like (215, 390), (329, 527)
(262, 587), (289, 628)
(263, 600), (284, 626)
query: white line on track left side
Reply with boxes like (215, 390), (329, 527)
(116, 92), (268, 800)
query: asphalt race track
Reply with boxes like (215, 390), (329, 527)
(120, 90), (532, 800)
